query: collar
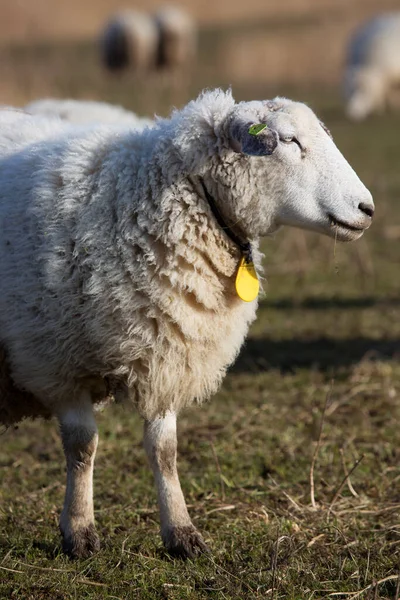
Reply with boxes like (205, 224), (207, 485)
(199, 177), (253, 264)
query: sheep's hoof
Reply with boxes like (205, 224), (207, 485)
(163, 525), (209, 559)
(61, 523), (101, 558)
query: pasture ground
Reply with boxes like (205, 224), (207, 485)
(0, 27), (400, 600)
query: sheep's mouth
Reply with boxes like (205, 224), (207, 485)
(328, 214), (365, 233)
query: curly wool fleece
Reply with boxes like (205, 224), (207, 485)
(0, 89), (265, 422)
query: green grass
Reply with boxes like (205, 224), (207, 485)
(1, 34), (400, 600)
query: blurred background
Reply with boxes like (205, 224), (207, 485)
(0, 0), (399, 112)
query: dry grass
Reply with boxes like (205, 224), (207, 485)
(1, 364), (399, 598)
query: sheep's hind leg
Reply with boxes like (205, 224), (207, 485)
(144, 411), (208, 558)
(57, 392), (100, 558)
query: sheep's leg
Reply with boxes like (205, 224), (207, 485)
(144, 411), (208, 558)
(57, 393), (100, 558)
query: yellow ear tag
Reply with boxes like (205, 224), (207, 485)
(235, 257), (259, 302)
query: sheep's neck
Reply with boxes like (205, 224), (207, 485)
(198, 178), (259, 302)
(199, 178), (253, 263)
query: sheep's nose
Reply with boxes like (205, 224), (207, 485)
(358, 201), (374, 219)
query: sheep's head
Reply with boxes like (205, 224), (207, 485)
(170, 90), (374, 242)
(210, 95), (374, 242)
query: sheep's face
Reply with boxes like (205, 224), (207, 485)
(222, 98), (374, 242)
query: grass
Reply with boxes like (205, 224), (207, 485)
(0, 31), (400, 600)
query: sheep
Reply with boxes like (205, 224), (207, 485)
(154, 6), (197, 69)
(100, 10), (159, 72)
(0, 89), (374, 559)
(25, 98), (153, 129)
(344, 12), (400, 120)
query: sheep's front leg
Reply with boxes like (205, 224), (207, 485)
(57, 394), (100, 558)
(144, 411), (208, 558)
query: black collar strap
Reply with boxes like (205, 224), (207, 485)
(199, 178), (253, 264)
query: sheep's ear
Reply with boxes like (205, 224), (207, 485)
(229, 121), (278, 156)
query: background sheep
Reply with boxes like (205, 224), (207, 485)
(344, 12), (400, 120)
(0, 89), (373, 559)
(25, 98), (153, 128)
(100, 10), (159, 72)
(154, 6), (197, 70)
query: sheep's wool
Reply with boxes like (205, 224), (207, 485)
(25, 98), (153, 129)
(0, 90), (259, 422)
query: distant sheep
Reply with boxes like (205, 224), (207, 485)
(0, 89), (374, 559)
(25, 98), (153, 129)
(344, 12), (400, 120)
(100, 10), (159, 71)
(154, 6), (197, 69)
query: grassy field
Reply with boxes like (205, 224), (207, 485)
(0, 32), (400, 600)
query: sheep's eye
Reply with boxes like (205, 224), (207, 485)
(280, 135), (302, 150)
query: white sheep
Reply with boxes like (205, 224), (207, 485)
(100, 10), (159, 72)
(0, 89), (374, 559)
(154, 6), (197, 69)
(25, 98), (153, 129)
(344, 12), (400, 120)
